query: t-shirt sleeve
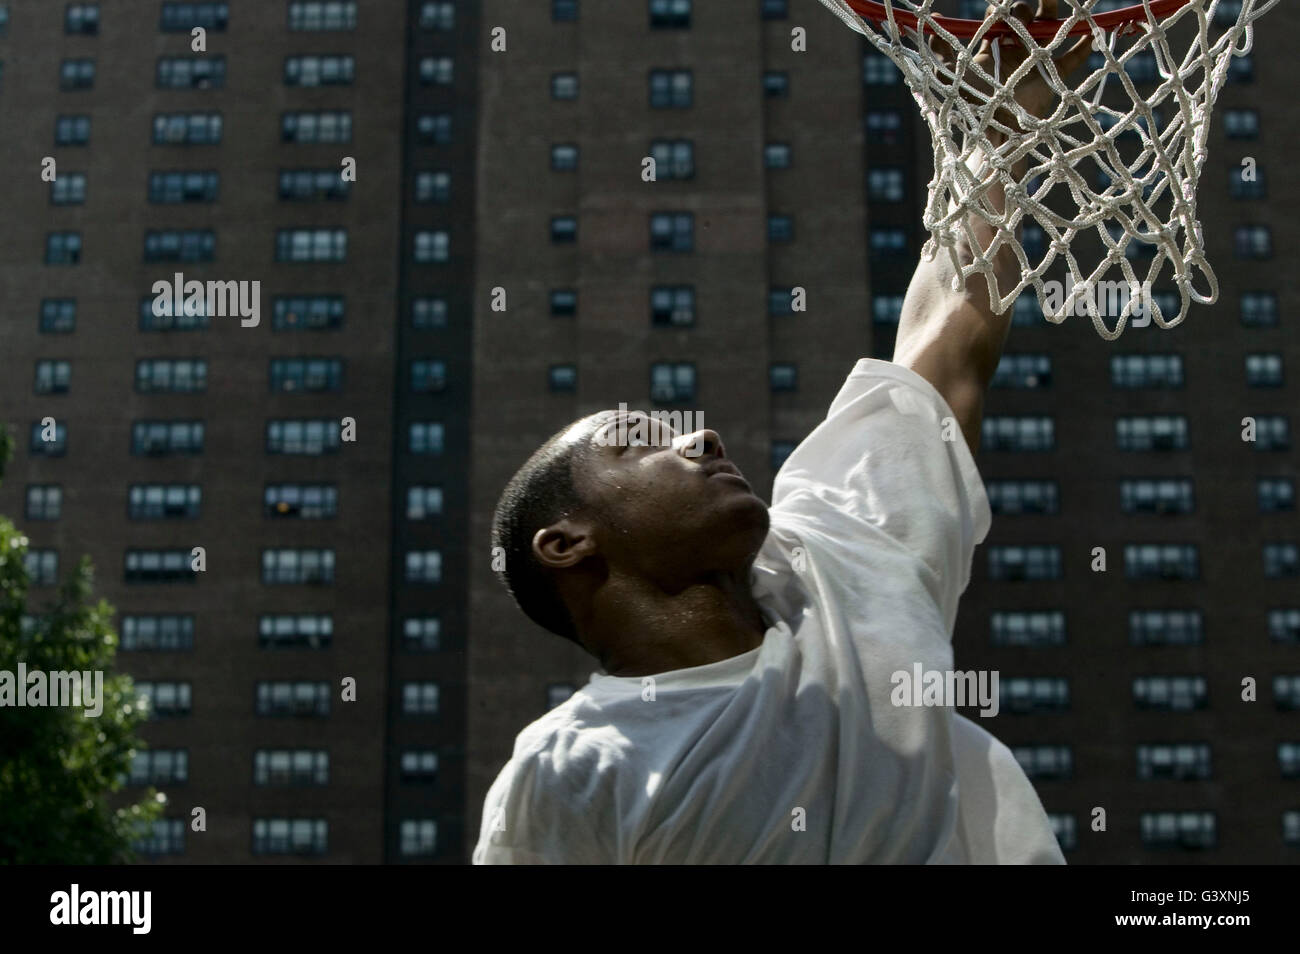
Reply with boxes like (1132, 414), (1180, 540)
(770, 358), (991, 628)
(472, 733), (614, 865)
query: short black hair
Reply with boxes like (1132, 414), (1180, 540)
(491, 416), (603, 644)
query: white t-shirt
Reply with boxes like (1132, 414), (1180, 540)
(473, 359), (1064, 864)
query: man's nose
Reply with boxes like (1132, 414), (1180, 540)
(676, 429), (724, 460)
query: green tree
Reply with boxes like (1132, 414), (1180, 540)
(0, 426), (162, 863)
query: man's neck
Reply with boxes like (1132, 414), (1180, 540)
(591, 571), (769, 678)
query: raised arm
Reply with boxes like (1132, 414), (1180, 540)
(892, 0), (1092, 452)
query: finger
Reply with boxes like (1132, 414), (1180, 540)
(1053, 32), (1095, 76)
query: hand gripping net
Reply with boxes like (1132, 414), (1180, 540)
(819, 0), (1279, 339)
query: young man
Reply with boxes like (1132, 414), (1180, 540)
(474, 1), (1092, 864)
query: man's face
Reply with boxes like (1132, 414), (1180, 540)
(566, 410), (771, 581)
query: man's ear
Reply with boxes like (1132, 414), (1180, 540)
(532, 518), (598, 569)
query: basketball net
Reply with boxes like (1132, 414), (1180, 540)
(820, 0), (1279, 338)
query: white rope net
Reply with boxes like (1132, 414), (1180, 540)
(818, 0), (1279, 338)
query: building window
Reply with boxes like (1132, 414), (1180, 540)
(871, 294), (904, 325)
(551, 72), (578, 100)
(1129, 609), (1203, 646)
(414, 171), (450, 203)
(771, 440), (796, 470)
(45, 232), (82, 265)
(761, 0), (788, 17)
(144, 230), (215, 263)
(265, 484), (338, 520)
(1277, 676), (1300, 710)
(650, 285), (693, 326)
(289, 2), (357, 31)
(551, 144), (578, 171)
(1269, 610), (1300, 645)
(1012, 745), (1072, 781)
(161, 3), (229, 31)
(400, 749), (439, 781)
(649, 0), (690, 28)
(764, 142), (792, 169)
(992, 353), (1052, 389)
(1250, 416), (1290, 451)
(153, 112), (223, 145)
(411, 359), (446, 393)
(40, 299), (77, 333)
(1229, 164), (1266, 199)
(252, 818), (328, 855)
(1258, 477), (1295, 513)
(649, 139), (693, 179)
(135, 819), (185, 856)
(1137, 744), (1211, 781)
(131, 420), (204, 456)
(405, 550), (442, 584)
(50, 173), (86, 205)
(414, 230), (450, 262)
(409, 421), (444, 454)
(253, 681), (332, 717)
(1245, 353), (1283, 387)
(261, 549), (335, 585)
(869, 227), (908, 259)
(55, 115), (91, 146)
(649, 69), (692, 108)
(1133, 677), (1209, 717)
(34, 360), (71, 395)
(550, 289), (577, 317)
(258, 614), (333, 649)
(266, 419), (342, 455)
(415, 112), (451, 144)
(1000, 677), (1070, 713)
(1119, 478), (1194, 514)
(124, 550), (197, 584)
(276, 229), (346, 263)
(549, 365), (577, 392)
(134, 682), (192, 719)
(1227, 54), (1253, 83)
(982, 416), (1055, 451)
(121, 615), (195, 652)
(25, 485), (63, 521)
(1110, 353), (1183, 388)
(273, 295), (344, 331)
(412, 296), (448, 328)
(406, 486), (443, 520)
(553, 0), (578, 21)
(402, 617), (441, 651)
(867, 167), (905, 202)
(418, 2), (455, 29)
(279, 168), (350, 201)
(1125, 544), (1199, 580)
(769, 363), (797, 392)
(282, 111), (351, 144)
(1240, 291), (1278, 327)
(549, 216), (577, 244)
(269, 358), (345, 393)
(1234, 225), (1272, 259)
(128, 484), (201, 520)
(29, 421), (68, 457)
(254, 750), (329, 786)
(990, 610), (1066, 647)
(418, 56), (453, 86)
(157, 56), (225, 89)
(863, 52), (898, 85)
(986, 479), (1059, 514)
(649, 212), (693, 251)
(1115, 416), (1188, 451)
(23, 551), (59, 587)
(60, 59), (95, 89)
(865, 108), (903, 144)
(988, 546), (1062, 581)
(402, 682), (440, 715)
(763, 71), (789, 97)
(135, 358), (207, 393)
(1048, 814), (1076, 852)
(768, 215), (794, 242)
(400, 820), (438, 857)
(129, 750), (189, 786)
(285, 54), (354, 86)
(1264, 543), (1300, 579)
(650, 362), (696, 403)
(149, 170), (219, 203)
(1223, 108), (1259, 139)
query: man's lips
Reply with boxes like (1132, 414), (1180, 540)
(704, 461), (750, 488)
